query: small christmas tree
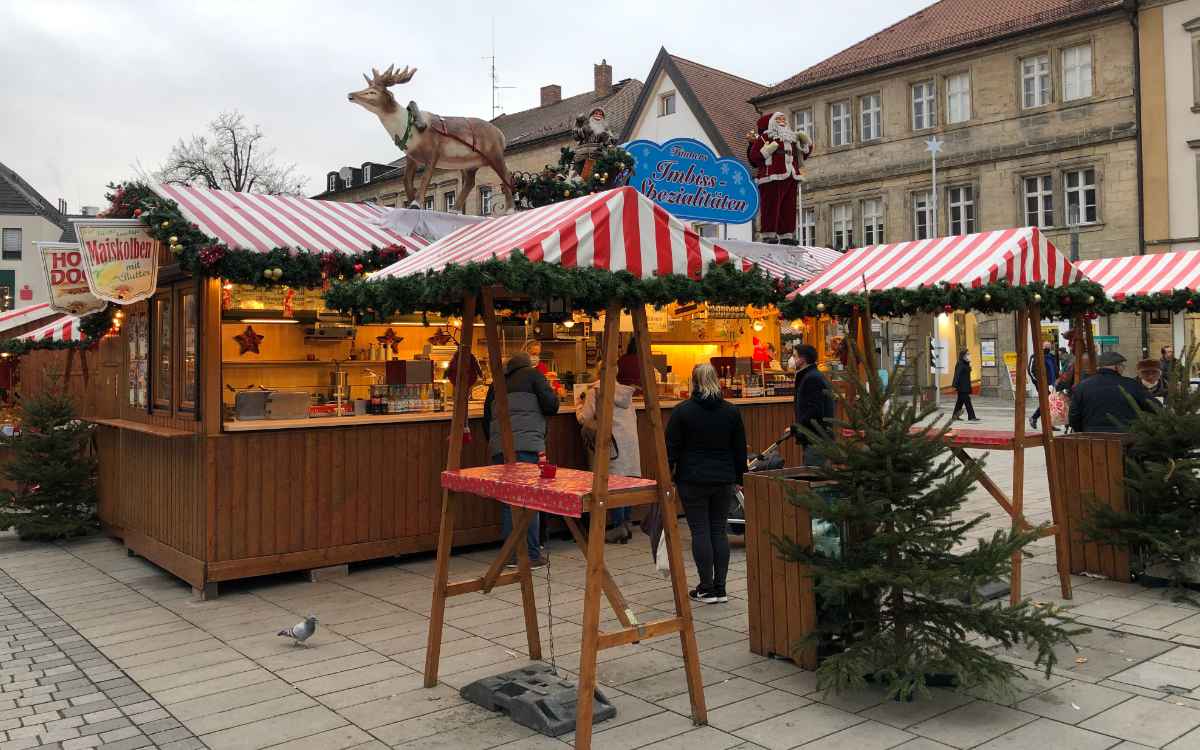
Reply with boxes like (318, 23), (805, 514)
(774, 353), (1079, 701)
(0, 385), (97, 540)
(1083, 345), (1200, 596)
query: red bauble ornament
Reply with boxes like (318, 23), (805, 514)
(1060, 296), (1071, 305)
(943, 304), (954, 313)
(1188, 299), (1195, 309)
(133, 208), (142, 217)
(353, 263), (364, 273)
(234, 325), (264, 355)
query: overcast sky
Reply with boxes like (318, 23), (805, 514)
(1, 0), (930, 211)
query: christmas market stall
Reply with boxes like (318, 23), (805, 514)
(326, 184), (792, 746)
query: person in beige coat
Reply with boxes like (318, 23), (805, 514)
(576, 379), (641, 542)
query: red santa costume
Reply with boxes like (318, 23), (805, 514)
(746, 112), (812, 244)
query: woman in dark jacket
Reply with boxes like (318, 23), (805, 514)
(666, 363), (748, 604)
(951, 350), (979, 422)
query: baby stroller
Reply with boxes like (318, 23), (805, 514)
(728, 427), (795, 534)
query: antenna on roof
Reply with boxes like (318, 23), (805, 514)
(481, 17), (514, 117)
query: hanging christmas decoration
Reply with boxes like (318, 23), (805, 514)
(234, 325), (264, 355)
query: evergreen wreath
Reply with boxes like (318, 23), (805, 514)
(510, 146), (636, 209)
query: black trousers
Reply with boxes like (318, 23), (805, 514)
(952, 392), (977, 420)
(678, 481), (734, 593)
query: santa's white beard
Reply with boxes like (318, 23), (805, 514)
(765, 121), (797, 143)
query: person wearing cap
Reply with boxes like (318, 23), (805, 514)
(1068, 351), (1157, 433)
(1136, 358), (1167, 401)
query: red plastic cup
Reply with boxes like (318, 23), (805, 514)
(540, 463), (557, 479)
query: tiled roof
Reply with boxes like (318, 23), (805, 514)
(662, 53), (765, 163)
(0, 161), (66, 234)
(754, 0), (1124, 100)
(493, 78), (644, 150)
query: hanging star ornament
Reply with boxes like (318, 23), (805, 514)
(234, 325), (264, 355)
(376, 327), (404, 354)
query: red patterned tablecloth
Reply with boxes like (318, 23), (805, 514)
(441, 463), (658, 517)
(840, 427), (1044, 449)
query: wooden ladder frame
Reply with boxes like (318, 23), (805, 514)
(422, 295), (707, 750)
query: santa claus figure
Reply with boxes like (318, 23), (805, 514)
(747, 112), (812, 245)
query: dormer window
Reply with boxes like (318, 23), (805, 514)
(328, 174), (337, 192)
(364, 165), (372, 183)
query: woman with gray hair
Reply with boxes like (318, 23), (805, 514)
(665, 363), (748, 603)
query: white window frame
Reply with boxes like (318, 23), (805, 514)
(859, 93), (882, 141)
(791, 109), (813, 141)
(946, 72), (971, 124)
(830, 100), (851, 147)
(444, 191), (456, 212)
(695, 223), (720, 238)
(1022, 53), (1051, 108)
(831, 203), (853, 250)
(1064, 167), (1098, 225)
(947, 186), (976, 235)
(1, 229), (20, 261)
(1061, 44), (1093, 101)
(1023, 175), (1054, 228)
(800, 206), (816, 246)
(423, 195), (434, 211)
(912, 80), (937, 130)
(913, 191), (934, 240)
(327, 174), (337, 192)
(861, 198), (884, 245)
(363, 165), (372, 183)
(658, 92), (676, 117)
(479, 187), (493, 216)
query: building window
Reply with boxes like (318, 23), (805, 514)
(1024, 175), (1054, 228)
(658, 92), (676, 117)
(1064, 167), (1098, 224)
(1061, 44), (1093, 101)
(1, 229), (20, 261)
(423, 196), (434, 211)
(800, 207), (816, 246)
(1022, 54), (1051, 108)
(829, 101), (851, 147)
(791, 109), (813, 140)
(946, 73), (971, 124)
(695, 223), (719, 238)
(153, 293), (172, 410)
(859, 93), (882, 141)
(831, 203), (853, 250)
(861, 198), (884, 245)
(947, 186), (975, 235)
(327, 174), (337, 193)
(913, 190), (934, 240)
(912, 80), (936, 130)
(1188, 18), (1200, 108)
(479, 187), (493, 216)
(363, 165), (372, 183)
(444, 191), (456, 212)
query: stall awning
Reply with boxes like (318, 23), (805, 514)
(1076, 250), (1200, 298)
(722, 240), (842, 284)
(17, 315), (85, 342)
(0, 303), (53, 336)
(152, 184), (426, 255)
(373, 186), (736, 281)
(794, 227), (1081, 295)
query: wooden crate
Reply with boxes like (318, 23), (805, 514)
(744, 468), (824, 669)
(1053, 433), (1132, 582)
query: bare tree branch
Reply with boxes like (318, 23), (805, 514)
(154, 110), (307, 195)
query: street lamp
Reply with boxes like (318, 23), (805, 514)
(925, 137), (944, 238)
(1068, 203), (1080, 262)
(925, 137), (945, 409)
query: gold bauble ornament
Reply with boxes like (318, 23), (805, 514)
(1032, 293), (1042, 302)
(816, 302), (826, 312)
(160, 221), (170, 229)
(168, 235), (178, 244)
(983, 292), (992, 302)
(1087, 295), (1095, 304)
(564, 190), (572, 197)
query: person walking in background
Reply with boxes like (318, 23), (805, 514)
(952, 350), (980, 422)
(666, 364), (747, 604)
(1161, 345), (1178, 385)
(576, 376), (641, 543)
(1069, 351), (1157, 433)
(1137, 359), (1167, 401)
(791, 344), (834, 466)
(617, 337), (642, 387)
(482, 350), (560, 568)
(1029, 340), (1059, 430)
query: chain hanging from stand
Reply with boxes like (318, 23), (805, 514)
(541, 544), (558, 676)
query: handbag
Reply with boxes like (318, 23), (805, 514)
(1048, 390), (1069, 427)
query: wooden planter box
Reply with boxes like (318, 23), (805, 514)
(1053, 433), (1132, 582)
(744, 467), (825, 669)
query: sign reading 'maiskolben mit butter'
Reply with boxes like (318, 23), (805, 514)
(35, 242), (107, 317)
(72, 219), (161, 304)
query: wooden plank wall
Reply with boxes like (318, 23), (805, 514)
(1053, 433), (1131, 582)
(743, 470), (817, 669)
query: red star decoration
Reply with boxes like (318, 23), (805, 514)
(376, 327), (404, 354)
(234, 325), (264, 355)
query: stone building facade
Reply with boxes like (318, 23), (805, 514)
(752, 0), (1141, 392)
(317, 61), (643, 217)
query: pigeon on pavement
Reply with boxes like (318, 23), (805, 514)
(278, 615), (317, 646)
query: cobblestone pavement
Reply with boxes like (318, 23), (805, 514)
(2, 403), (1200, 748)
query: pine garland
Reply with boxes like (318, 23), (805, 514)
(0, 306), (113, 357)
(780, 280), (1110, 320)
(510, 146), (635, 209)
(102, 182), (406, 288)
(1107, 290), (1200, 315)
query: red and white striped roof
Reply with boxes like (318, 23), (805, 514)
(0, 303), (52, 335)
(794, 227), (1081, 295)
(725, 242), (842, 284)
(374, 187), (736, 281)
(17, 315), (85, 343)
(1076, 250), (1200, 298)
(152, 184), (426, 255)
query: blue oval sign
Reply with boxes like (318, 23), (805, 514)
(626, 138), (758, 225)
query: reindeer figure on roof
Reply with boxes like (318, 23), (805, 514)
(349, 65), (513, 213)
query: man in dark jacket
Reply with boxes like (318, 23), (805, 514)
(483, 350), (560, 567)
(951, 350), (980, 421)
(1069, 351), (1157, 433)
(791, 344), (834, 466)
(1029, 340), (1059, 429)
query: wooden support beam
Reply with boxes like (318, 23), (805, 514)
(563, 517), (634, 628)
(446, 571), (523, 597)
(1010, 309), (1029, 606)
(596, 617), (685, 650)
(1028, 305), (1072, 600)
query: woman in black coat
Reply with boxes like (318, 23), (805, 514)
(952, 350), (980, 422)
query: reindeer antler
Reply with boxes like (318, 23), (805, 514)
(367, 64), (418, 88)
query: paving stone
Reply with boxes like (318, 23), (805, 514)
(198, 706), (345, 750)
(640, 726), (746, 749)
(908, 701), (1036, 748)
(1080, 695), (1200, 747)
(1016, 680), (1134, 724)
(734, 703), (863, 749)
(1109, 661), (1200, 692)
